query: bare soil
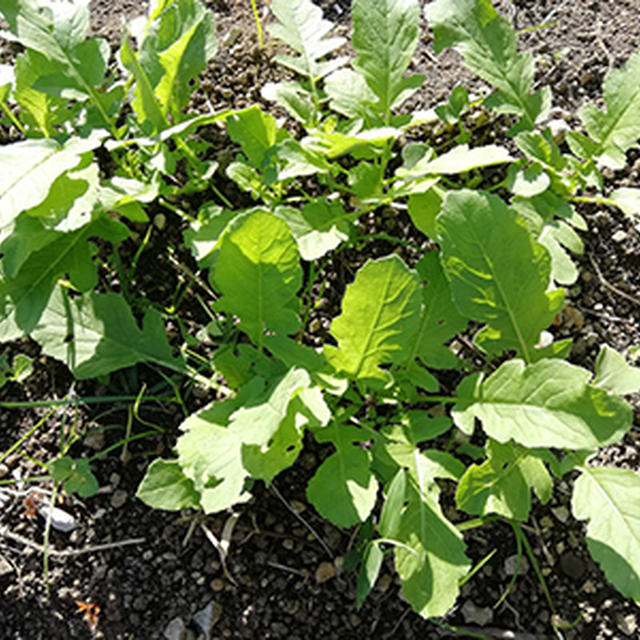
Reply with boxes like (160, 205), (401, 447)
(1, 1), (640, 639)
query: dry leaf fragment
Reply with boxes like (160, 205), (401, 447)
(76, 601), (100, 628)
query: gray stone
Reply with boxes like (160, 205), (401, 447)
(461, 600), (493, 626)
(163, 617), (186, 640)
(192, 600), (222, 639)
(615, 612), (638, 637)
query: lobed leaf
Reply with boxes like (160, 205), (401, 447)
(268, 0), (346, 80)
(578, 51), (640, 169)
(427, 0), (550, 133)
(352, 0), (424, 115)
(452, 358), (633, 450)
(31, 287), (186, 378)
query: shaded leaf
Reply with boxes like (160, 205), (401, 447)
(137, 459), (201, 510)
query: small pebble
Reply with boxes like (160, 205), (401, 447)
(615, 612), (638, 637)
(504, 554), (529, 576)
(110, 490), (128, 509)
(315, 561), (336, 584)
(612, 230), (628, 243)
(154, 213), (166, 230)
(559, 552), (586, 580)
(552, 506), (570, 523)
(83, 431), (105, 451)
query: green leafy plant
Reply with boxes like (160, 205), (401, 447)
(1, 0), (640, 628)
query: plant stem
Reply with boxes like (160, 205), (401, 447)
(250, 0), (265, 49)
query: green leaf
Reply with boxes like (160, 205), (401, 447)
(213, 211), (302, 345)
(32, 287), (186, 378)
(268, 0), (346, 80)
(456, 439), (541, 521)
(120, 35), (167, 132)
(13, 51), (70, 136)
(407, 188), (443, 238)
(227, 105), (278, 169)
(572, 466), (640, 603)
(145, 0), (217, 119)
(274, 199), (352, 261)
(511, 193), (584, 286)
(610, 187), (640, 218)
(437, 189), (563, 361)
(0, 215), (129, 339)
(262, 81), (318, 126)
(304, 126), (401, 159)
(427, 0), (549, 132)
(307, 422), (378, 528)
(357, 544), (384, 608)
(394, 480), (470, 617)
(0, 0), (111, 122)
(379, 469), (407, 539)
(48, 456), (99, 498)
(593, 345), (640, 395)
(352, 0), (424, 115)
(324, 69), (379, 123)
(0, 132), (105, 228)
(452, 358), (633, 450)
(409, 252), (467, 369)
(578, 51), (640, 169)
(325, 255), (422, 383)
(137, 459), (201, 510)
(418, 144), (512, 175)
(177, 372), (322, 513)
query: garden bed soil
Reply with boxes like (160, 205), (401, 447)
(1, 1), (640, 639)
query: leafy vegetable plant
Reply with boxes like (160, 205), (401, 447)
(1, 0), (640, 627)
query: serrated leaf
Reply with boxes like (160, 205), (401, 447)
(325, 255), (421, 383)
(452, 358), (633, 450)
(137, 459), (201, 510)
(268, 0), (346, 80)
(307, 422), (378, 528)
(31, 287), (186, 378)
(352, 0), (423, 115)
(593, 345), (640, 395)
(427, 0), (549, 132)
(213, 211), (302, 346)
(437, 189), (563, 361)
(573, 466), (640, 603)
(0, 132), (105, 228)
(578, 51), (640, 169)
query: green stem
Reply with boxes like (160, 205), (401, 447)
(456, 514), (502, 532)
(0, 99), (26, 136)
(249, 0), (265, 49)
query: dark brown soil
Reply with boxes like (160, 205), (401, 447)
(1, 1), (640, 639)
